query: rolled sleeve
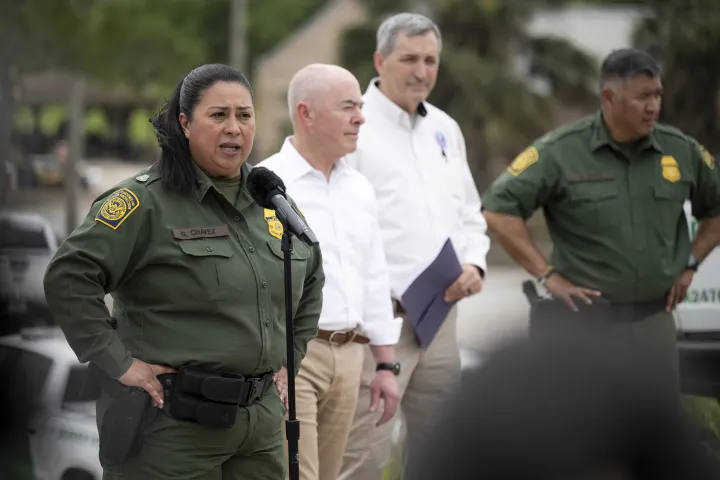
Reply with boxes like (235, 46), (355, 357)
(364, 316), (403, 346)
(690, 141), (720, 220)
(362, 206), (402, 346)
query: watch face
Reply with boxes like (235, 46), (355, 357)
(378, 362), (401, 376)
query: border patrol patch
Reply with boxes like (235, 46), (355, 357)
(699, 145), (715, 170)
(95, 188), (140, 230)
(264, 208), (284, 240)
(507, 146), (539, 176)
(661, 155), (681, 183)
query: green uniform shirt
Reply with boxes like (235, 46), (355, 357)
(43, 161), (325, 379)
(482, 111), (720, 303)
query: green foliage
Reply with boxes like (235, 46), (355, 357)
(5, 0), (330, 88)
(684, 396), (720, 463)
(198, 0), (329, 77)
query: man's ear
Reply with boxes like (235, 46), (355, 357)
(600, 84), (619, 108)
(373, 51), (385, 76)
(297, 102), (312, 124)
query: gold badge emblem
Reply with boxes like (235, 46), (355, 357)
(660, 155), (681, 183)
(264, 208), (284, 240)
(699, 145), (715, 170)
(507, 146), (539, 176)
(95, 188), (140, 230)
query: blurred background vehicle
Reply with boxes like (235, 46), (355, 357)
(0, 211), (58, 335)
(0, 327), (102, 480)
(676, 200), (720, 402)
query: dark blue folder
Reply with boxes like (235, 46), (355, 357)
(399, 239), (463, 348)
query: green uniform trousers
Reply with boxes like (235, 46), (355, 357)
(100, 387), (286, 480)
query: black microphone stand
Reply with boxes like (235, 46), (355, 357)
(281, 228), (300, 480)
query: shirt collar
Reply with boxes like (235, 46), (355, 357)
(590, 110), (663, 154)
(278, 136), (349, 183)
(192, 161), (254, 205)
(364, 78), (427, 129)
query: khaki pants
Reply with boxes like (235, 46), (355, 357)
(284, 337), (364, 480)
(338, 307), (461, 480)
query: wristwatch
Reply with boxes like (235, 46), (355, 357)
(686, 253), (700, 272)
(376, 362), (401, 376)
(537, 267), (557, 287)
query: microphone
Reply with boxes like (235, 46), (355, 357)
(246, 166), (319, 247)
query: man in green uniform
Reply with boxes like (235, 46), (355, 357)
(44, 159), (324, 479)
(482, 49), (720, 383)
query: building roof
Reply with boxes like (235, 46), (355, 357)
(16, 70), (160, 109)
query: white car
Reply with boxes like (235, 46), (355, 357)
(0, 212), (59, 317)
(0, 327), (102, 480)
(675, 201), (720, 400)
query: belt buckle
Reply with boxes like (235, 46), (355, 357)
(245, 376), (262, 404)
(328, 330), (355, 345)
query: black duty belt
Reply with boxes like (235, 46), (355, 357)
(158, 366), (274, 429)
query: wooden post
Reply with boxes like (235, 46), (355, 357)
(229, 0), (259, 164)
(65, 76), (85, 236)
(229, 0), (247, 73)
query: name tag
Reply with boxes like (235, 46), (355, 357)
(172, 225), (230, 240)
(566, 172), (616, 182)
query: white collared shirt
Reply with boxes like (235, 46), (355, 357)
(259, 138), (402, 346)
(346, 79), (491, 299)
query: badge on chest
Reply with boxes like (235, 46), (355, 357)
(264, 209), (284, 240)
(660, 155), (681, 183)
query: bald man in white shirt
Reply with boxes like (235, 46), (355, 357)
(339, 13), (491, 480)
(260, 64), (402, 480)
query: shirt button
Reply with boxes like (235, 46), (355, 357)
(264, 320), (270, 327)
(261, 281), (267, 288)
(206, 247), (213, 252)
(249, 246), (256, 252)
(234, 216), (240, 221)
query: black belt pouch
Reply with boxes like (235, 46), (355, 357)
(166, 366), (245, 429)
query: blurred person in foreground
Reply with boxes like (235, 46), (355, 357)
(261, 63), (402, 480)
(482, 48), (720, 388)
(42, 63), (325, 479)
(405, 333), (720, 480)
(340, 12), (491, 479)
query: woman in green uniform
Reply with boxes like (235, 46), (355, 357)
(43, 63), (325, 480)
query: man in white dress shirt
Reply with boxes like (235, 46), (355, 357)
(260, 63), (402, 480)
(339, 13), (491, 480)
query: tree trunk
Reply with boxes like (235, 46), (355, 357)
(466, 120), (493, 196)
(0, 57), (16, 208)
(0, 16), (22, 208)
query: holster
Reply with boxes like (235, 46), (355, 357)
(93, 364), (158, 466)
(160, 366), (274, 429)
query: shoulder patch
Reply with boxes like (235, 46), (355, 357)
(95, 188), (140, 230)
(699, 144), (716, 170)
(507, 146), (539, 176)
